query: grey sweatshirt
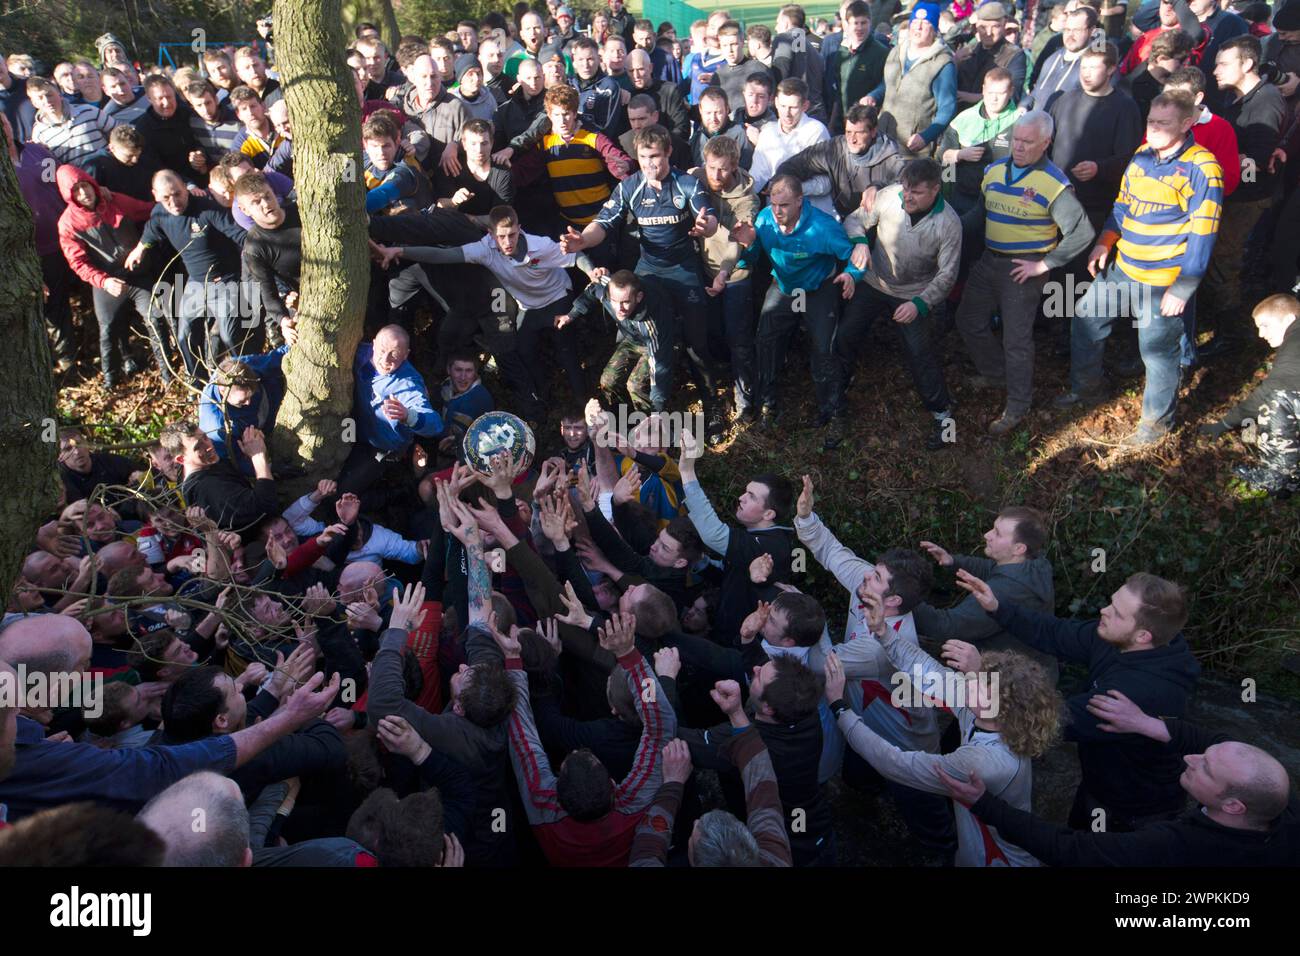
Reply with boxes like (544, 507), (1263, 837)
(912, 554), (1056, 672)
(844, 185), (962, 312)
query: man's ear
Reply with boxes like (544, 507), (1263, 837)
(1219, 795), (1249, 819)
(883, 592), (903, 614)
(673, 555), (688, 570)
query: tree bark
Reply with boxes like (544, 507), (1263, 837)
(0, 146), (60, 596)
(271, 0), (370, 496)
(379, 0), (402, 52)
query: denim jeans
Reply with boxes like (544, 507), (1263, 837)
(1072, 268), (1183, 431)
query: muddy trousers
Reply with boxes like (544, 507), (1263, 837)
(955, 251), (1048, 415)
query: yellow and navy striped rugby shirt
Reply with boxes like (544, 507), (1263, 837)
(541, 127), (620, 226)
(1101, 135), (1223, 297)
(980, 157), (1073, 256)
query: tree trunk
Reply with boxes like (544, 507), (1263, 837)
(0, 146), (60, 595)
(379, 0), (402, 52)
(271, 0), (370, 496)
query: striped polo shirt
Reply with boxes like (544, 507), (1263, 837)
(1103, 136), (1223, 293)
(980, 157), (1073, 255)
(541, 128), (614, 226)
(190, 113), (243, 159)
(33, 104), (115, 168)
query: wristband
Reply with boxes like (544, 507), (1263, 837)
(830, 697), (853, 720)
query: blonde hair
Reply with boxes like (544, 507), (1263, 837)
(1252, 293), (1300, 322)
(981, 651), (1062, 758)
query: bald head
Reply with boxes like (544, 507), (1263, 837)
(1214, 741), (1292, 827)
(152, 169), (184, 192)
(22, 551), (70, 590)
(0, 615), (92, 675)
(338, 561), (384, 603)
(371, 324), (411, 375)
(98, 539), (146, 578)
(137, 771), (252, 866)
(0, 616), (93, 723)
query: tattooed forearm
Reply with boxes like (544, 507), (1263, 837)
(467, 542), (491, 625)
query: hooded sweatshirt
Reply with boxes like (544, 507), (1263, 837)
(777, 132), (908, 220)
(700, 168), (760, 281)
(911, 553), (1056, 669)
(15, 143), (64, 257)
(990, 601), (1201, 818)
(55, 164), (154, 288)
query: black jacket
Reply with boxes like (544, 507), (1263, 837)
(1223, 319), (1300, 493)
(60, 452), (138, 506)
(641, 77), (691, 139)
(181, 459), (278, 541)
(140, 195), (245, 283)
(83, 147), (164, 203)
(244, 204), (302, 322)
(681, 710), (832, 866)
(495, 90), (547, 151)
(992, 601), (1201, 817)
(533, 690), (642, 781)
(132, 103), (206, 182)
(712, 524), (795, 644)
(971, 720), (1300, 866)
(581, 502), (702, 612)
(155, 719), (346, 803)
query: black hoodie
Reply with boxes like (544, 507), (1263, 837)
(970, 719), (1300, 866)
(991, 601), (1201, 818)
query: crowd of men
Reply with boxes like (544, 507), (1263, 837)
(0, 0), (1297, 868)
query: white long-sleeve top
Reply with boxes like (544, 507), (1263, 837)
(283, 494), (423, 565)
(748, 112), (835, 216)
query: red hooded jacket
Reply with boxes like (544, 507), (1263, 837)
(56, 163), (155, 289)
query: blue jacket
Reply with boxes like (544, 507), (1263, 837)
(0, 716), (236, 823)
(441, 378), (494, 450)
(734, 198), (864, 295)
(353, 343), (443, 454)
(199, 345), (288, 476)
